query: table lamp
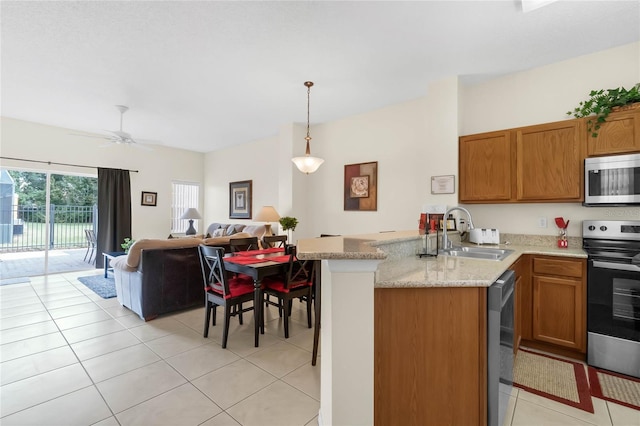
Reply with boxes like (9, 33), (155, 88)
(180, 208), (202, 235)
(255, 206), (280, 236)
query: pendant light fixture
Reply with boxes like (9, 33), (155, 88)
(292, 81), (324, 174)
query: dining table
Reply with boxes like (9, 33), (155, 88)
(223, 247), (291, 347)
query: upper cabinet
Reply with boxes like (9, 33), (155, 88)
(516, 120), (584, 202)
(587, 108), (640, 157)
(459, 120), (585, 204)
(459, 130), (514, 203)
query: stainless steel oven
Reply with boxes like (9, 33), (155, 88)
(584, 153), (640, 206)
(583, 220), (640, 378)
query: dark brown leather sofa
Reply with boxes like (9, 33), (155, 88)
(111, 238), (204, 321)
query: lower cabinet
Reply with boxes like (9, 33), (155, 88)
(374, 287), (487, 425)
(519, 255), (587, 358)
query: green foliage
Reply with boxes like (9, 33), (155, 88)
(121, 238), (135, 253)
(7, 171), (98, 223)
(567, 83), (640, 137)
(279, 216), (298, 231)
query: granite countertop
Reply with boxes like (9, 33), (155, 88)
(297, 230), (587, 288)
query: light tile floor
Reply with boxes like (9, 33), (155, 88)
(1, 270), (638, 426)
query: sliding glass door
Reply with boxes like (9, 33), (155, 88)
(0, 167), (97, 280)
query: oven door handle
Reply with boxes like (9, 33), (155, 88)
(592, 260), (640, 272)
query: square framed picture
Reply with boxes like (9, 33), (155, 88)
(344, 161), (377, 211)
(141, 191), (157, 206)
(229, 180), (252, 219)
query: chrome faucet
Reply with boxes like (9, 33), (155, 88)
(441, 206), (475, 250)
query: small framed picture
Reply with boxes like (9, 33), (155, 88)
(141, 191), (157, 206)
(431, 175), (455, 194)
(229, 180), (252, 219)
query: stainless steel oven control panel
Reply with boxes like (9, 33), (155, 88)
(582, 220), (640, 241)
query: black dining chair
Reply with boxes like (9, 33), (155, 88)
(198, 245), (256, 348)
(262, 234), (287, 248)
(261, 249), (314, 338)
(229, 237), (260, 253)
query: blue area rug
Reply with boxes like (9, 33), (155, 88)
(77, 274), (116, 299)
(0, 277), (31, 286)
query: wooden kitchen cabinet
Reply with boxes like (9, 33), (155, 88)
(515, 120), (584, 202)
(459, 119), (585, 203)
(511, 255), (531, 353)
(529, 256), (587, 355)
(375, 287), (487, 425)
(587, 108), (640, 156)
(459, 130), (514, 203)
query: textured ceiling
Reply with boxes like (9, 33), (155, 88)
(2, 1), (639, 153)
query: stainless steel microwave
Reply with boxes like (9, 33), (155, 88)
(584, 153), (640, 206)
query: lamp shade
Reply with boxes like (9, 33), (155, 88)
(255, 206), (280, 222)
(292, 156), (324, 174)
(180, 208), (202, 220)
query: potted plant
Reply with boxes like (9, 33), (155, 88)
(121, 237), (135, 253)
(567, 83), (640, 137)
(278, 216), (298, 243)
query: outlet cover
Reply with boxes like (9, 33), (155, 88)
(538, 217), (547, 228)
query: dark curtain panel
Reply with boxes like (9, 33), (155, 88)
(96, 168), (131, 268)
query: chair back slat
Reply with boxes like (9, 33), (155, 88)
(284, 252), (314, 290)
(198, 245), (230, 296)
(263, 235), (287, 248)
(229, 237), (260, 252)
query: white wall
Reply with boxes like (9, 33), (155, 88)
(201, 41), (640, 240)
(3, 42), (639, 243)
(203, 134), (283, 233)
(0, 117), (204, 240)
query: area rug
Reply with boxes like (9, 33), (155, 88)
(514, 348), (594, 413)
(588, 366), (640, 411)
(0, 277), (31, 286)
(77, 274), (116, 299)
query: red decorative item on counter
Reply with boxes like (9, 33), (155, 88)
(555, 217), (570, 248)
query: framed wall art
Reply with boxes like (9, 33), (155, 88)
(141, 191), (157, 206)
(344, 161), (378, 211)
(431, 175), (455, 194)
(229, 180), (252, 219)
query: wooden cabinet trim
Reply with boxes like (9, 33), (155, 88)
(533, 256), (584, 278)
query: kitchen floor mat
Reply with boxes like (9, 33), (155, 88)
(514, 348), (594, 413)
(588, 366), (640, 411)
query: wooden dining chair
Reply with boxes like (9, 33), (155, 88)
(262, 235), (287, 248)
(261, 250), (315, 338)
(229, 237), (260, 253)
(198, 245), (255, 348)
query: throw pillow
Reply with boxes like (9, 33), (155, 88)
(225, 225), (238, 236)
(212, 228), (225, 237)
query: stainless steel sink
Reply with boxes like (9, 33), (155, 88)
(439, 246), (515, 261)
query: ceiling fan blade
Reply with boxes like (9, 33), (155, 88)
(68, 132), (111, 140)
(104, 129), (132, 138)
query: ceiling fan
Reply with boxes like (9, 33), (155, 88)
(71, 105), (158, 150)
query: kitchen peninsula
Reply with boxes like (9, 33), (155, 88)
(297, 230), (586, 426)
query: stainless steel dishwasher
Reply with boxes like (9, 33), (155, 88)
(487, 270), (515, 426)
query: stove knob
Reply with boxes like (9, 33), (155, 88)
(588, 225), (596, 231)
(600, 226), (608, 231)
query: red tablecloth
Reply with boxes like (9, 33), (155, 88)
(224, 256), (272, 265)
(235, 248), (284, 256)
(224, 254), (291, 265)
